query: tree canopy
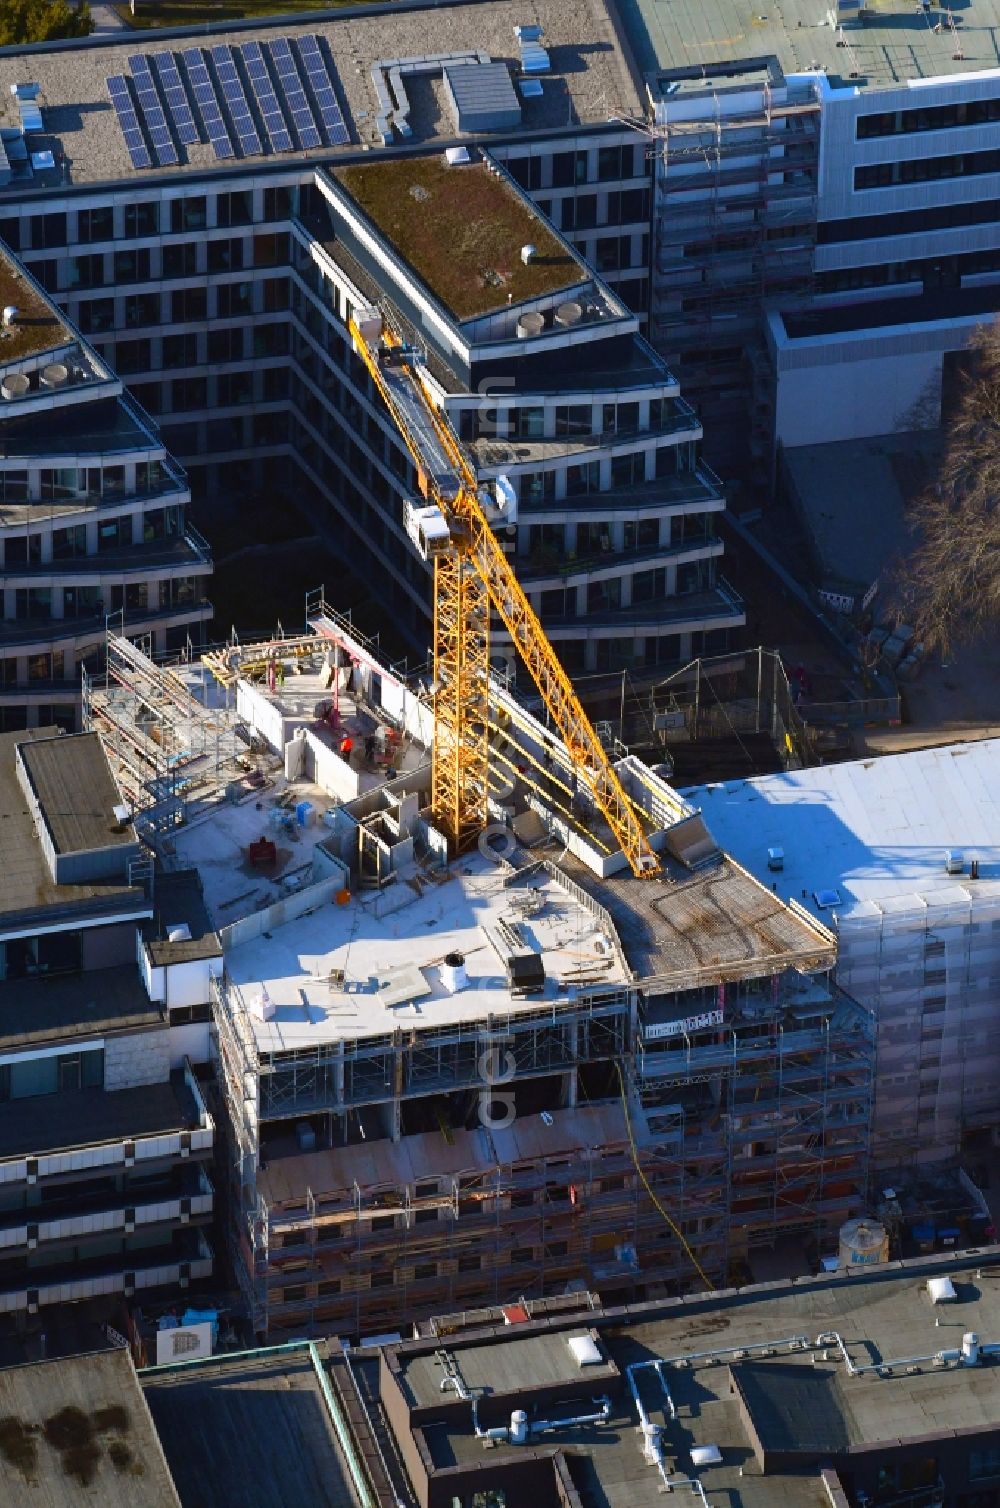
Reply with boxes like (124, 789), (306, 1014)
(895, 320), (1000, 655)
(0, 0), (92, 46)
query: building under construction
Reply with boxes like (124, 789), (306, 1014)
(85, 606), (873, 1341)
(646, 60), (820, 482)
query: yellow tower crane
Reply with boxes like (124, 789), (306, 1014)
(348, 309), (660, 879)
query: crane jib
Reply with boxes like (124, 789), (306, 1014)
(347, 312), (660, 879)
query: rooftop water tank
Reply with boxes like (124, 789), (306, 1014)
(839, 1218), (889, 1269)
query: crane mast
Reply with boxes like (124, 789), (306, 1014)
(349, 310), (660, 879)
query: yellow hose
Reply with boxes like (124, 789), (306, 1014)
(614, 1060), (715, 1292)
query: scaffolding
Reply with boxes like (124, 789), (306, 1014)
(834, 886), (1000, 1170)
(648, 79), (820, 479)
(637, 974), (875, 1281)
(83, 629), (287, 841)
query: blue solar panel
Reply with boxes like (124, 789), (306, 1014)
(208, 45), (261, 156)
(180, 48), (233, 160)
(107, 75), (152, 169)
(126, 56), (179, 167)
(264, 36), (323, 152)
(296, 34), (350, 146)
(151, 52), (199, 147)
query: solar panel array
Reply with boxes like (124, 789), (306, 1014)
(266, 37), (321, 151)
(210, 44), (262, 158)
(297, 34), (351, 147)
(150, 51), (199, 147)
(106, 75), (151, 170)
(128, 53), (179, 166)
(239, 40), (293, 153)
(105, 37), (350, 169)
(180, 47), (234, 160)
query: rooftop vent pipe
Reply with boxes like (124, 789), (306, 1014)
(2, 305), (17, 327)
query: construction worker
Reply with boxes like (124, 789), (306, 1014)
(340, 734), (353, 763)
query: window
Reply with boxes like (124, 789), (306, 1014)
(216, 281), (253, 318)
(457, 1254), (480, 1272)
(162, 242), (197, 278)
(172, 287), (207, 322)
(282, 1285), (307, 1304)
(215, 190), (252, 227)
(254, 232), (288, 267)
(511, 1246), (534, 1265)
(124, 201), (159, 237)
(67, 254), (105, 290)
(566, 460), (600, 497)
(163, 332), (199, 367)
(262, 186), (292, 221)
(0, 1045), (102, 1099)
(317, 1278), (340, 1297)
(208, 326), (244, 362)
(78, 206), (113, 243)
(78, 297), (114, 335)
(413, 1262), (436, 1280)
(98, 516), (129, 551)
(172, 377), (207, 412)
(28, 651), (62, 684)
(170, 197), (206, 233)
(208, 237), (243, 273)
(115, 339), (151, 375)
(555, 404), (591, 437)
(116, 248), (151, 283)
(52, 525), (87, 560)
(125, 292), (159, 328)
(506, 155), (541, 191)
(15, 587), (50, 620)
(31, 212), (66, 249)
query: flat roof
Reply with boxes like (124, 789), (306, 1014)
(335, 155), (582, 321)
(0, 962), (164, 1052)
(19, 732), (136, 859)
(683, 738), (1000, 921)
(0, 1074), (200, 1161)
(402, 1328), (618, 1409)
(144, 869), (221, 966)
(624, 0), (1000, 92)
(0, 1346), (180, 1507)
(141, 1347), (361, 1508)
(225, 850), (631, 1054)
(394, 1251), (1000, 1508)
(782, 430), (937, 593)
(0, 0), (641, 189)
(0, 729), (146, 934)
(562, 848), (835, 985)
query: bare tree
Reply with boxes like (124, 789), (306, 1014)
(894, 320), (1000, 655)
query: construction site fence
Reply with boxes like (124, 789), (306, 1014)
(797, 695), (902, 729)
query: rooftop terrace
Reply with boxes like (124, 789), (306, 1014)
(335, 155), (580, 321)
(626, 0), (1000, 92)
(0, 0), (640, 189)
(0, 247), (66, 365)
